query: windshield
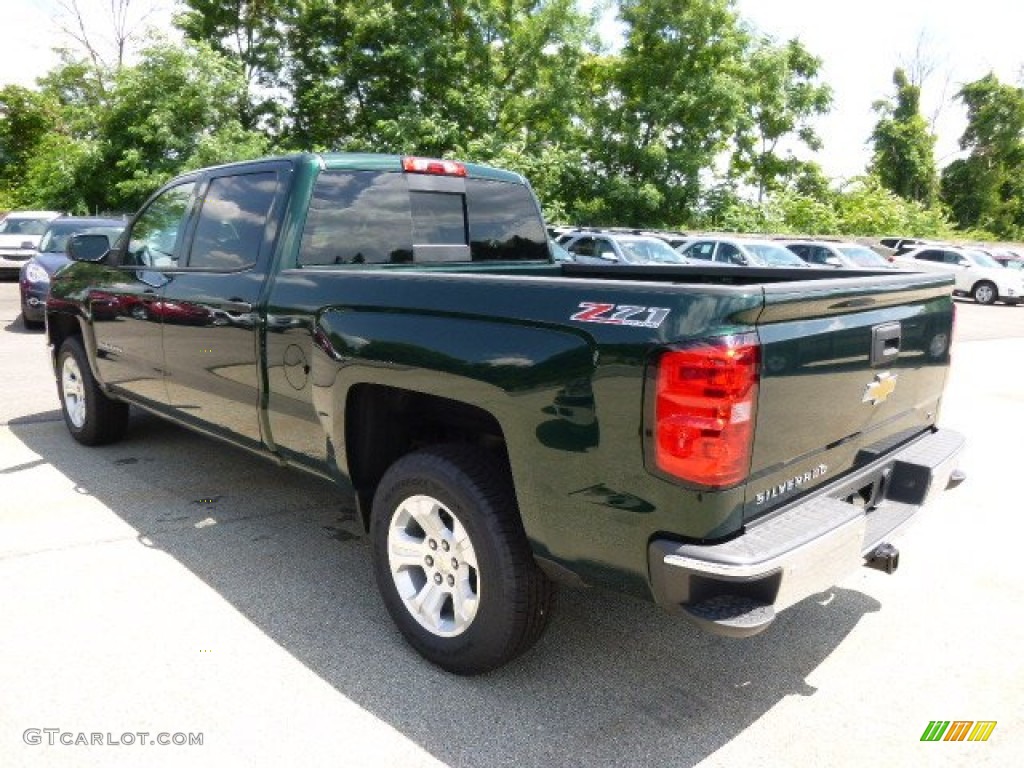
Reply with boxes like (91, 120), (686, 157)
(38, 223), (125, 254)
(618, 237), (686, 264)
(549, 239), (573, 262)
(746, 243), (808, 267)
(966, 250), (1001, 268)
(837, 245), (892, 267)
(0, 217), (52, 236)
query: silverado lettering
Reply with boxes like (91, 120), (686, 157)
(46, 152), (965, 674)
(755, 464), (829, 505)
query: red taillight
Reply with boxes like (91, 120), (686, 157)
(402, 156), (467, 177)
(653, 335), (759, 488)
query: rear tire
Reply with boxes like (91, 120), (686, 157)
(972, 281), (997, 305)
(57, 336), (130, 445)
(370, 445), (554, 675)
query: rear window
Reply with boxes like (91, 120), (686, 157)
(299, 171), (547, 266)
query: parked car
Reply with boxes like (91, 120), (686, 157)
(0, 210), (62, 277)
(678, 236), (811, 268)
(782, 239), (900, 269)
(18, 216), (126, 328)
(895, 245), (1024, 305)
(560, 230), (688, 265)
(973, 246), (1023, 269)
(549, 238), (573, 263)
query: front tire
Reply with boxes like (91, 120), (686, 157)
(57, 336), (130, 445)
(972, 281), (997, 305)
(370, 445), (554, 675)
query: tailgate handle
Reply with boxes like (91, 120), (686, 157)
(871, 322), (901, 366)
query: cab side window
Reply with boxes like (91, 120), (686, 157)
(187, 172), (278, 270)
(124, 182), (196, 267)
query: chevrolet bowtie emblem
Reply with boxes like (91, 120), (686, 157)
(863, 372), (898, 405)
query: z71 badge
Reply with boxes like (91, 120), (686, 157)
(571, 302), (670, 329)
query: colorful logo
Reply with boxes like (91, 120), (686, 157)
(920, 721), (997, 742)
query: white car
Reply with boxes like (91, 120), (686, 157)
(895, 246), (1024, 305)
(0, 210), (62, 276)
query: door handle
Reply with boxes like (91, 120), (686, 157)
(871, 322), (901, 366)
(223, 299), (253, 313)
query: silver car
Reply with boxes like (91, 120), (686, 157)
(560, 231), (688, 265)
(678, 236), (810, 268)
(782, 240), (900, 269)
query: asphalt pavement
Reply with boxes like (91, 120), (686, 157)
(0, 281), (1021, 767)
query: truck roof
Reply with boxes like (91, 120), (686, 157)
(179, 152), (526, 185)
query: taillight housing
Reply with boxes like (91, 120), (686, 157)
(402, 156), (467, 177)
(649, 334), (760, 488)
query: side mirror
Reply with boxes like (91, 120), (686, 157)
(67, 233), (111, 262)
(824, 255), (843, 267)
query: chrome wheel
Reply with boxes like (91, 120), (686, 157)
(973, 281), (996, 305)
(61, 355), (88, 429)
(387, 494), (480, 637)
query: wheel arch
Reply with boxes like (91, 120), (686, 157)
(343, 383), (513, 531)
(46, 312), (84, 374)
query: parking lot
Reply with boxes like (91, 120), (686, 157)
(0, 279), (1021, 768)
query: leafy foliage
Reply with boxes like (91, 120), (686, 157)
(2, 38), (267, 214)
(730, 37), (832, 203)
(940, 73), (1024, 238)
(869, 69), (938, 205)
(0, 0), (986, 240)
(176, 0), (289, 130)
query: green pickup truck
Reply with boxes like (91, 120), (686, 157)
(46, 153), (964, 674)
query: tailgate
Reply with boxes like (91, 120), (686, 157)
(745, 272), (954, 522)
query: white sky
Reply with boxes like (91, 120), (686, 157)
(734, 0), (1024, 177)
(3, 0), (1022, 180)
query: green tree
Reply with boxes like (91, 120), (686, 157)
(730, 37), (832, 203)
(282, 0), (592, 156)
(98, 38), (269, 209)
(0, 86), (60, 206)
(8, 40), (269, 213)
(869, 68), (938, 205)
(940, 73), (1024, 237)
(175, 0), (288, 130)
(570, 0), (750, 225)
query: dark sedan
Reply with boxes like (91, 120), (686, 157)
(19, 216), (125, 328)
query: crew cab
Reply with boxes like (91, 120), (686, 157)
(46, 153), (964, 674)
